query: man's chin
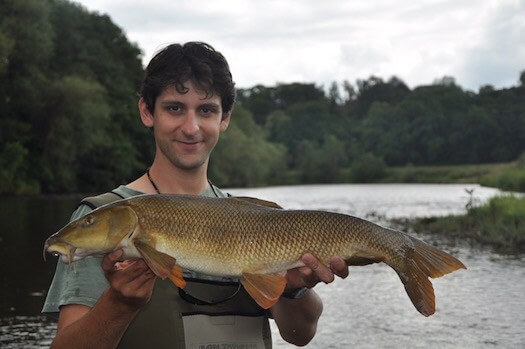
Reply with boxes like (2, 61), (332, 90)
(170, 156), (208, 171)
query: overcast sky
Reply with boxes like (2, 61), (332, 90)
(74, 0), (525, 91)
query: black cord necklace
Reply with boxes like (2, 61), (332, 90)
(146, 167), (219, 198)
(146, 167), (161, 194)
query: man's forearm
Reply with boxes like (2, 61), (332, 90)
(51, 289), (140, 349)
(271, 289), (323, 346)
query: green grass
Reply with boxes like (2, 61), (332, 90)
(377, 161), (525, 193)
(407, 195), (525, 252)
(384, 162), (514, 184)
(480, 168), (525, 192)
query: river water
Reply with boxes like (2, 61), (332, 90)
(0, 184), (523, 348)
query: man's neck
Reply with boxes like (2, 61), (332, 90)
(127, 157), (209, 195)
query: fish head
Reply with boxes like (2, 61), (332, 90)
(44, 205), (138, 263)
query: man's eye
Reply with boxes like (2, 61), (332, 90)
(200, 106), (217, 114)
(168, 105), (181, 112)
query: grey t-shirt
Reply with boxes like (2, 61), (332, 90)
(42, 184), (228, 315)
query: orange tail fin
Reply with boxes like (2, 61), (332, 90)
(392, 236), (466, 317)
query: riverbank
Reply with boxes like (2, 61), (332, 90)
(384, 159), (525, 192)
(286, 159), (525, 194)
(394, 195), (525, 253)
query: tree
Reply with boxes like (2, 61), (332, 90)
(209, 106), (287, 187)
(40, 76), (111, 192)
(353, 76), (410, 118)
(327, 81), (342, 110)
(0, 0), (147, 193)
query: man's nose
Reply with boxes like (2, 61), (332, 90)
(180, 112), (199, 136)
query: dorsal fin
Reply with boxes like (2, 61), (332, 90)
(233, 197), (283, 209)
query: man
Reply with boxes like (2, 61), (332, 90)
(43, 42), (349, 348)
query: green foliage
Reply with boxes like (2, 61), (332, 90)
(353, 76), (410, 118)
(413, 196), (525, 251)
(349, 153), (386, 182)
(0, 29), (14, 76)
(209, 106), (287, 187)
(477, 153), (525, 192)
(294, 136), (347, 183)
(237, 82), (325, 125)
(0, 142), (39, 194)
(0, 0), (524, 193)
(386, 163), (496, 184)
(40, 76), (111, 192)
(0, 0), (53, 122)
(0, 0), (148, 194)
(480, 162), (525, 193)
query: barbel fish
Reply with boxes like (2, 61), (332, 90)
(44, 194), (466, 316)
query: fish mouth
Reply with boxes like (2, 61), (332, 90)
(44, 239), (77, 264)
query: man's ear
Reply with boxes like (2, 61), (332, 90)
(220, 111), (232, 132)
(138, 97), (154, 128)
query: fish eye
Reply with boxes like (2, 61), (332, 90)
(84, 215), (95, 226)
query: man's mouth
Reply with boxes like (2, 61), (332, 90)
(176, 139), (202, 150)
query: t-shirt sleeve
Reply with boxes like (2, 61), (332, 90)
(41, 205), (110, 318)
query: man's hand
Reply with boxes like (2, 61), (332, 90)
(271, 254), (348, 346)
(101, 249), (156, 309)
(284, 253), (349, 290)
(52, 250), (157, 349)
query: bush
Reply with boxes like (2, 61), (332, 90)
(480, 168), (525, 192)
(350, 153), (387, 182)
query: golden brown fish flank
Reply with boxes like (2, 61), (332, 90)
(44, 194), (466, 316)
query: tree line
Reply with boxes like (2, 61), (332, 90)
(1, 0), (524, 194)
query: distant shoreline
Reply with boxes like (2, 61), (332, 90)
(2, 160), (523, 196)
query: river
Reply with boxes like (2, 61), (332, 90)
(0, 184), (523, 348)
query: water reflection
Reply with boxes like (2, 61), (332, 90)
(0, 316), (55, 349)
(1, 184), (522, 348)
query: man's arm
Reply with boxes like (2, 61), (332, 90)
(271, 254), (349, 346)
(51, 250), (156, 349)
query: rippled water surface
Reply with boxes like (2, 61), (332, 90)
(1, 184), (523, 348)
(231, 184), (524, 348)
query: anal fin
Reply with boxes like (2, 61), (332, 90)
(241, 273), (287, 309)
(345, 254), (385, 266)
(134, 239), (186, 288)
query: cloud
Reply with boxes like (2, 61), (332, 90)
(456, 0), (525, 90)
(74, 0), (525, 90)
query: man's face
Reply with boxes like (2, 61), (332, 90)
(139, 81), (231, 171)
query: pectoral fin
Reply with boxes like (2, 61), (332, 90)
(134, 239), (186, 288)
(241, 273), (287, 309)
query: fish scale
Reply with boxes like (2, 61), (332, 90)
(44, 194), (466, 315)
(129, 196), (406, 274)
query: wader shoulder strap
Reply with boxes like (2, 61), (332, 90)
(78, 191), (125, 210)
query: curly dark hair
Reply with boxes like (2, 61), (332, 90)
(140, 42), (236, 114)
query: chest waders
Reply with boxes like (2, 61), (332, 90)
(81, 192), (272, 349)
